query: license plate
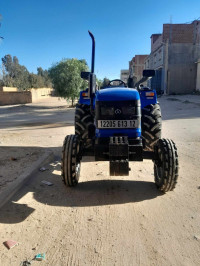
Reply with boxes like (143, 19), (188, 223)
(98, 120), (137, 128)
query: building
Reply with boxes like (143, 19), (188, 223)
(120, 69), (129, 84)
(145, 20), (200, 94)
(129, 55), (148, 85)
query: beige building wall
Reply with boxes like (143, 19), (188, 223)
(0, 91), (32, 105)
(0, 87), (54, 106)
(30, 88), (54, 102)
(0, 86), (18, 92)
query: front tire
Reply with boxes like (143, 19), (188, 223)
(154, 138), (179, 192)
(61, 135), (81, 187)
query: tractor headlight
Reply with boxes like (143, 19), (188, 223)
(101, 106), (114, 116)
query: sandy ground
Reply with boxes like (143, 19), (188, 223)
(0, 95), (200, 266)
(0, 147), (44, 194)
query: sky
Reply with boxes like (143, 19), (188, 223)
(0, 0), (200, 80)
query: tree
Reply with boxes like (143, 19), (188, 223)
(96, 78), (103, 88)
(28, 73), (44, 88)
(37, 67), (52, 87)
(102, 77), (110, 88)
(49, 58), (89, 106)
(1, 54), (30, 90)
(1, 55), (52, 90)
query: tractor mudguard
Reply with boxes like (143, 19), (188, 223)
(140, 89), (157, 109)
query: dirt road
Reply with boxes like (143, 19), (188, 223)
(0, 96), (200, 266)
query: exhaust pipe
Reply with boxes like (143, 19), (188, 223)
(88, 31), (95, 74)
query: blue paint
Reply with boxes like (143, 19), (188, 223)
(78, 86), (158, 139)
(95, 128), (141, 138)
(95, 88), (140, 102)
(78, 89), (90, 105)
(139, 89), (157, 109)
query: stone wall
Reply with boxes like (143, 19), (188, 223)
(0, 91), (32, 106)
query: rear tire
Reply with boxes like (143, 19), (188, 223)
(154, 138), (179, 192)
(142, 104), (162, 151)
(61, 135), (81, 187)
(75, 104), (94, 147)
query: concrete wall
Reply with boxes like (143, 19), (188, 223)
(196, 59), (200, 91)
(0, 86), (18, 92)
(0, 91), (32, 106)
(151, 34), (162, 52)
(167, 43), (199, 94)
(168, 64), (197, 94)
(0, 87), (54, 106)
(30, 88), (54, 102)
(120, 70), (129, 83)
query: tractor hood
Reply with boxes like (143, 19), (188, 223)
(95, 88), (140, 102)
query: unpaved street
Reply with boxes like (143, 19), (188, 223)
(0, 96), (200, 266)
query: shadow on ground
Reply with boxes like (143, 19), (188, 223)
(0, 105), (75, 130)
(159, 97), (200, 120)
(0, 146), (162, 224)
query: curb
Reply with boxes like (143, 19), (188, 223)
(0, 151), (54, 209)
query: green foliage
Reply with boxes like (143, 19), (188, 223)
(1, 54), (52, 90)
(37, 67), (52, 88)
(102, 77), (110, 88)
(96, 78), (103, 88)
(1, 54), (29, 90)
(49, 58), (89, 105)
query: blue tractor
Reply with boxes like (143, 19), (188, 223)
(61, 31), (179, 193)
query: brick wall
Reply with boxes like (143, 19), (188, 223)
(163, 24), (194, 43)
(134, 55), (148, 81)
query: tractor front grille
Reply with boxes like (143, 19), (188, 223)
(95, 100), (141, 121)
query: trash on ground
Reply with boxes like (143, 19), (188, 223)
(39, 167), (48, 172)
(10, 157), (17, 161)
(35, 253), (45, 261)
(3, 239), (18, 249)
(20, 260), (32, 266)
(41, 180), (53, 186)
(20, 253), (45, 265)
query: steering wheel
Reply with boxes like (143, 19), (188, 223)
(107, 79), (127, 87)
